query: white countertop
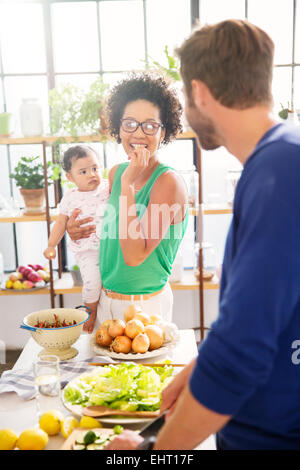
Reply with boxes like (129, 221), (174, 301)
(0, 330), (215, 450)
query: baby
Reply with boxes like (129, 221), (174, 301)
(44, 145), (109, 333)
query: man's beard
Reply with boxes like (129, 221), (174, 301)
(185, 97), (221, 151)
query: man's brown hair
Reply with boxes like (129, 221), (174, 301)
(176, 19), (274, 109)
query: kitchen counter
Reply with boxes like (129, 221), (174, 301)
(0, 330), (215, 450)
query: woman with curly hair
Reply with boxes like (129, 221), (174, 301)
(67, 72), (188, 327)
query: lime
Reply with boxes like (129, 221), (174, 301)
(16, 428), (48, 450)
(0, 428), (18, 450)
(39, 409), (64, 436)
(61, 416), (80, 439)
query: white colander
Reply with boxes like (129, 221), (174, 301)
(20, 305), (90, 360)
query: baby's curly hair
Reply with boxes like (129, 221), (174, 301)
(105, 72), (183, 145)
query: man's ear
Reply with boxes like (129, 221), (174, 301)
(191, 80), (210, 109)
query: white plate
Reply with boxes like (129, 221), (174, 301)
(90, 336), (178, 360)
(61, 370), (159, 424)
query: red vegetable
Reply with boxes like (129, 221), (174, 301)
(34, 314), (77, 328)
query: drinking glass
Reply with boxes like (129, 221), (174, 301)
(33, 355), (61, 416)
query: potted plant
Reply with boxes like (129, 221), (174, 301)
(279, 102), (296, 122)
(146, 45), (181, 82)
(48, 76), (109, 138)
(9, 156), (60, 215)
(145, 46), (190, 131)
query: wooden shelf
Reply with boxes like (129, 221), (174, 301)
(0, 130), (195, 146)
(189, 204), (233, 216)
(204, 203), (233, 215)
(0, 271), (219, 296)
(0, 209), (59, 223)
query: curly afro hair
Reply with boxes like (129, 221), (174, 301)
(105, 72), (183, 145)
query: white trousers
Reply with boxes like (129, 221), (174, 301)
(75, 250), (102, 304)
(95, 282), (173, 330)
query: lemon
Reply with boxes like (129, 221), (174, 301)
(61, 416), (79, 439)
(0, 428), (18, 450)
(39, 410), (64, 436)
(16, 428), (48, 450)
(79, 416), (102, 429)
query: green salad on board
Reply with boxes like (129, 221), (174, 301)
(63, 362), (174, 412)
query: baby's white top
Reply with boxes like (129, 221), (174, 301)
(59, 180), (109, 253)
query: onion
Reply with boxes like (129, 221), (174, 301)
(156, 321), (180, 343)
(132, 333), (150, 353)
(101, 320), (113, 329)
(150, 314), (163, 324)
(134, 311), (151, 326)
(108, 319), (125, 338)
(125, 319), (145, 339)
(124, 304), (142, 323)
(111, 335), (132, 354)
(144, 325), (164, 350)
(95, 325), (113, 347)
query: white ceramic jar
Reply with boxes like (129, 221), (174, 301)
(20, 98), (43, 136)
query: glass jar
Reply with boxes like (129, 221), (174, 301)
(179, 166), (199, 208)
(194, 242), (216, 281)
(20, 98), (43, 137)
(202, 242), (216, 274)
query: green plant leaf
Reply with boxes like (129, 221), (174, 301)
(49, 77), (109, 138)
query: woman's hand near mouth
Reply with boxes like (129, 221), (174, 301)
(121, 144), (150, 188)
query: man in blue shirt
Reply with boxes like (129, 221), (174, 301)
(105, 20), (300, 450)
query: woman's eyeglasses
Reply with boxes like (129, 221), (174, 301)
(121, 118), (163, 136)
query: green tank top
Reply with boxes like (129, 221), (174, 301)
(99, 162), (188, 295)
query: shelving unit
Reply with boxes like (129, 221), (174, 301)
(1, 130), (225, 340)
(0, 210), (59, 224)
(0, 270), (220, 297)
(189, 204), (233, 217)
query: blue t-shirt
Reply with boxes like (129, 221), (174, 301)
(190, 123), (300, 450)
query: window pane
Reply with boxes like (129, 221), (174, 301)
(0, 3), (46, 73)
(0, 82), (4, 113)
(200, 0), (245, 23)
(4, 77), (49, 136)
(0, 145), (16, 271)
(294, 67), (300, 117)
(295, 3), (300, 62)
(272, 67), (292, 115)
(52, 2), (100, 73)
(146, 0), (191, 64)
(55, 74), (100, 93)
(202, 147), (241, 204)
(102, 72), (129, 89)
(248, 0), (293, 64)
(99, 1), (145, 71)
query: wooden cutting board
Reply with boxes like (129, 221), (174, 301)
(61, 427), (114, 450)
